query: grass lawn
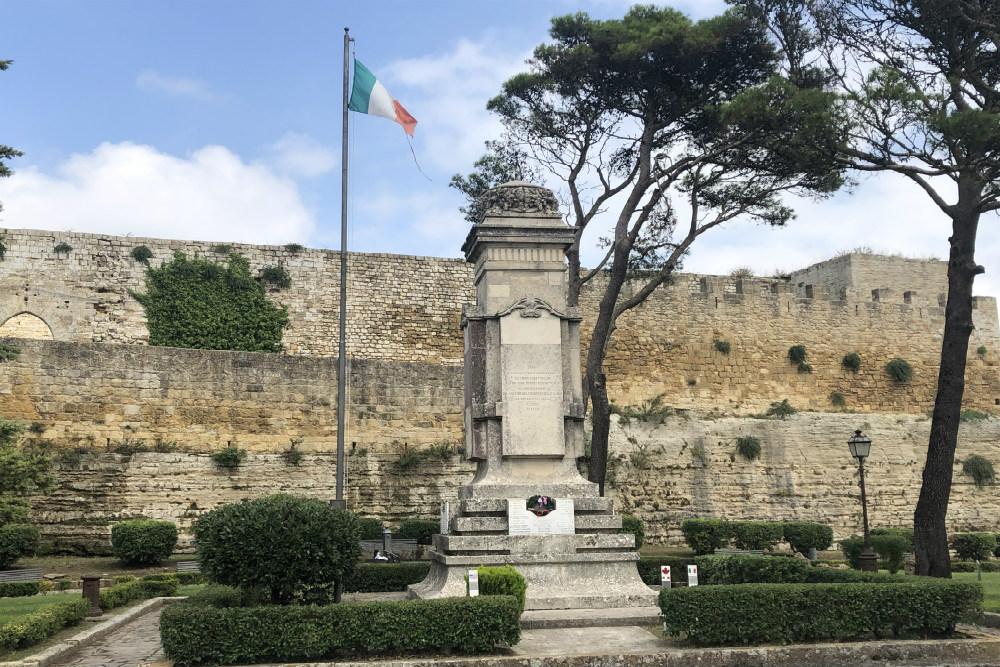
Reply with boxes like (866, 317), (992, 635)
(952, 571), (1000, 613)
(0, 592), (79, 626)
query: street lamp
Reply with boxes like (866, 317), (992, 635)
(847, 429), (878, 572)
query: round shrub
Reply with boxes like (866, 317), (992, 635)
(111, 519), (178, 566)
(951, 533), (997, 562)
(194, 494), (360, 604)
(0, 524), (41, 569)
(131, 245), (153, 263)
(782, 522), (834, 556)
(357, 517), (384, 541)
(680, 518), (731, 555)
(885, 358), (913, 383)
(841, 352), (861, 373)
(729, 521), (783, 551)
(620, 516), (645, 549)
(398, 520), (439, 545)
(788, 345), (807, 365)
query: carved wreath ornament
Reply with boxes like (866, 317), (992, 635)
(496, 296), (564, 319)
(476, 182), (559, 221)
(527, 495), (556, 517)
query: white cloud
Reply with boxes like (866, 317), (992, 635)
(262, 132), (337, 178)
(136, 70), (223, 102)
(0, 142), (315, 245)
(381, 37), (534, 171)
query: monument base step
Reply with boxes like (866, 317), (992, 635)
(520, 605), (662, 629)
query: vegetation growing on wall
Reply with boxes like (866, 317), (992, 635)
(714, 340), (731, 355)
(885, 358), (913, 383)
(962, 455), (995, 490)
(788, 345), (811, 373)
(735, 436), (761, 462)
(842, 353), (861, 373)
(766, 399), (796, 420)
(131, 251), (289, 352)
(131, 245), (153, 264)
(0, 343), (20, 363)
(829, 391), (846, 408)
(53, 242), (72, 254)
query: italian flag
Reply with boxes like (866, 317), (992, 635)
(348, 60), (418, 137)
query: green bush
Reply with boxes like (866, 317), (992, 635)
(803, 568), (904, 584)
(842, 352), (861, 373)
(159, 595), (521, 665)
(765, 399), (796, 419)
(885, 358), (913, 383)
(476, 565), (527, 613)
(99, 574), (179, 610)
(398, 520), (439, 545)
(782, 522), (834, 556)
(0, 524), (40, 569)
(734, 436), (761, 462)
(660, 579), (982, 646)
(111, 519), (178, 566)
(112, 574), (137, 585)
(829, 391), (846, 407)
(637, 557), (693, 585)
(259, 265), (291, 289)
(788, 345), (807, 365)
(714, 340), (731, 355)
(211, 446), (246, 470)
(951, 533), (997, 561)
(681, 518), (731, 555)
(996, 534), (1000, 559)
(0, 581), (42, 598)
(840, 532), (911, 573)
(962, 455), (996, 489)
(619, 516), (645, 549)
(131, 245), (153, 263)
(344, 562), (431, 592)
(695, 554), (808, 584)
(952, 560), (1000, 573)
(0, 598), (90, 651)
(729, 521), (783, 551)
(356, 517), (384, 541)
(194, 494), (360, 604)
(870, 527), (914, 551)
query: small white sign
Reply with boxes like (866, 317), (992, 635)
(468, 569), (479, 597)
(687, 564), (698, 587)
(440, 501), (450, 535)
(660, 565), (671, 588)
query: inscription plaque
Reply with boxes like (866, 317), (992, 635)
(507, 498), (575, 535)
(500, 311), (564, 456)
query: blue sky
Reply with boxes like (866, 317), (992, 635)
(2, 0), (998, 297)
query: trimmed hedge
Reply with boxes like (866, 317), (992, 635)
(357, 517), (384, 541)
(952, 560), (1000, 573)
(99, 574), (179, 610)
(159, 595), (521, 665)
(620, 516), (645, 549)
(680, 519), (731, 555)
(730, 521), (784, 551)
(111, 519), (178, 566)
(782, 522), (833, 556)
(660, 579), (982, 646)
(0, 598), (90, 651)
(476, 565), (527, 613)
(0, 581), (42, 598)
(397, 520), (438, 545)
(0, 525), (41, 569)
(840, 532), (911, 573)
(344, 562), (431, 592)
(695, 554), (808, 585)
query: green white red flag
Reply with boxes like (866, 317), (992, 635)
(348, 60), (417, 137)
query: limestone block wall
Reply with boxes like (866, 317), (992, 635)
(24, 412), (999, 552)
(0, 339), (462, 453)
(2, 228), (997, 415)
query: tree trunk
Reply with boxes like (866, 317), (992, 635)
(913, 176), (983, 578)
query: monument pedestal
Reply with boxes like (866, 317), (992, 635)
(408, 182), (655, 611)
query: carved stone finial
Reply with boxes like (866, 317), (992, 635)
(476, 181), (559, 222)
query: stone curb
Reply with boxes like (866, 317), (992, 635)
(0, 596), (181, 667)
(225, 632), (1000, 667)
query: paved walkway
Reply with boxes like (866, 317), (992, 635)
(54, 607), (168, 667)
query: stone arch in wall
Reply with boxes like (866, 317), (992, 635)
(0, 312), (54, 340)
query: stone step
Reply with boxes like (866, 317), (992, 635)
(458, 496), (613, 515)
(452, 513), (622, 534)
(520, 605), (662, 629)
(433, 532), (635, 554)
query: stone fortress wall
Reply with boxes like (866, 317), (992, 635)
(1, 227), (999, 548)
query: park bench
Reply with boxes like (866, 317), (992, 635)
(360, 538), (418, 554)
(713, 549), (765, 556)
(0, 567), (43, 582)
(176, 560), (201, 573)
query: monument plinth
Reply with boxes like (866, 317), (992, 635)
(408, 182), (656, 610)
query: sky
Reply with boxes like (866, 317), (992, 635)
(2, 0), (998, 297)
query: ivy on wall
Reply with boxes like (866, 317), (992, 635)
(131, 251), (289, 353)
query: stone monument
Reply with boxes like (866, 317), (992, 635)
(408, 182), (656, 610)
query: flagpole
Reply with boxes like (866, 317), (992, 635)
(336, 27), (353, 507)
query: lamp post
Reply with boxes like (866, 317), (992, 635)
(847, 429), (878, 572)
